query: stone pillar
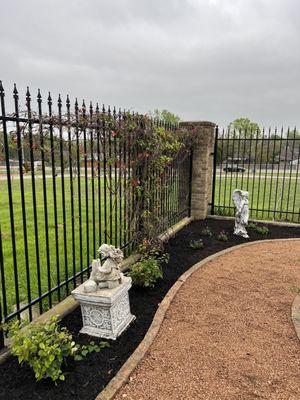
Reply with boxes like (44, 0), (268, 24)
(179, 121), (216, 220)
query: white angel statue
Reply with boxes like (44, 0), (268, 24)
(232, 189), (249, 238)
(83, 244), (124, 293)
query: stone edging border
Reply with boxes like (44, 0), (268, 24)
(292, 294), (300, 341)
(96, 237), (300, 400)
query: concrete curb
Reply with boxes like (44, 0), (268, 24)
(158, 216), (193, 243)
(0, 216), (192, 365)
(95, 237), (300, 400)
(208, 214), (300, 229)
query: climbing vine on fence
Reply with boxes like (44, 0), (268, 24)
(4, 102), (199, 250)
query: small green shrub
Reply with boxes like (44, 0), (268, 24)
(188, 239), (204, 250)
(248, 223), (269, 235)
(216, 230), (228, 242)
(74, 341), (109, 361)
(3, 317), (109, 383)
(129, 256), (163, 288)
(3, 317), (77, 382)
(138, 239), (169, 265)
(200, 226), (213, 237)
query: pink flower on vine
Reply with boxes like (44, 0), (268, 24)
(131, 178), (140, 187)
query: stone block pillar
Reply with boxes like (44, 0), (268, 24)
(179, 121), (216, 220)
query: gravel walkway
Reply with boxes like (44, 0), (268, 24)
(115, 241), (300, 400)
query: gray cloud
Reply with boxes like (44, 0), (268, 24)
(0, 0), (299, 127)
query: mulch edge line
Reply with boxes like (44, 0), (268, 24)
(96, 237), (300, 400)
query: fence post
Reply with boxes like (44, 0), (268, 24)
(211, 125), (219, 215)
(179, 121), (216, 220)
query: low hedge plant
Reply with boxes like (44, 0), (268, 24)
(188, 239), (204, 250)
(3, 316), (109, 383)
(216, 230), (229, 242)
(129, 256), (163, 288)
(248, 222), (269, 235)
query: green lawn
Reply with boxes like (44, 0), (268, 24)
(0, 175), (127, 315)
(214, 173), (300, 222)
(0, 172), (182, 317)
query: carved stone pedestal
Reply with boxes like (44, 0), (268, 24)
(72, 276), (135, 340)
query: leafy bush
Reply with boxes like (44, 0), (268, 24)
(3, 317), (109, 383)
(138, 238), (169, 265)
(129, 256), (163, 288)
(74, 341), (109, 361)
(188, 239), (204, 250)
(216, 231), (228, 242)
(248, 223), (269, 235)
(200, 226), (213, 237)
(3, 317), (77, 382)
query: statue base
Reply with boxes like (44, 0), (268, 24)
(72, 276), (135, 340)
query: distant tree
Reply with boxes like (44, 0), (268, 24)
(150, 109), (181, 125)
(228, 117), (261, 138)
(216, 118), (260, 165)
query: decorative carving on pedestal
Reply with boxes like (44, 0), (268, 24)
(72, 244), (135, 340)
(232, 189), (249, 238)
(81, 305), (112, 331)
(111, 293), (131, 330)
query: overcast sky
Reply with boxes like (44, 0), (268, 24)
(0, 0), (299, 127)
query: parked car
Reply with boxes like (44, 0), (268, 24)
(223, 164), (246, 173)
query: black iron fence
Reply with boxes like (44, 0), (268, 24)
(211, 126), (300, 222)
(0, 82), (192, 349)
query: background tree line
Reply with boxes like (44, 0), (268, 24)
(1, 114), (299, 170)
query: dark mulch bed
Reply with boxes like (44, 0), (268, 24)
(0, 218), (299, 400)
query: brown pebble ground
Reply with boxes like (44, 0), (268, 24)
(115, 241), (300, 400)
